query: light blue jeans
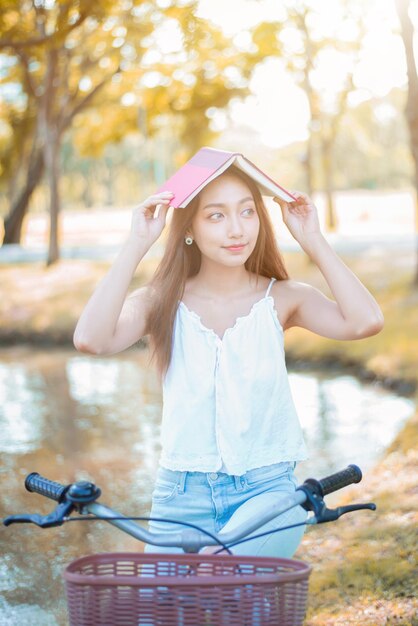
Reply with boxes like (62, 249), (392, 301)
(144, 461), (307, 557)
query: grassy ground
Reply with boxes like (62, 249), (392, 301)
(287, 253), (418, 625)
(0, 257), (153, 344)
(301, 437), (418, 624)
(1, 251), (417, 384)
(286, 252), (418, 625)
(1, 250), (417, 625)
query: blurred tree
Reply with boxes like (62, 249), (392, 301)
(0, 0), (134, 263)
(394, 0), (418, 285)
(251, 0), (367, 231)
(0, 59), (41, 243)
(287, 1), (367, 232)
(57, 86), (412, 211)
(332, 89), (412, 190)
(0, 1), (258, 264)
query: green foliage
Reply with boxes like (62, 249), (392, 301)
(252, 22), (282, 57)
(0, 0), (415, 222)
(0, 0), (260, 176)
(330, 89), (413, 190)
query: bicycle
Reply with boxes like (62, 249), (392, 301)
(3, 465), (376, 626)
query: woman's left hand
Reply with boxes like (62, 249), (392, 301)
(274, 191), (321, 247)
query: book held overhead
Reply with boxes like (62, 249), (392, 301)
(157, 147), (296, 208)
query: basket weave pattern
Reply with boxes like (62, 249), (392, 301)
(64, 552), (311, 626)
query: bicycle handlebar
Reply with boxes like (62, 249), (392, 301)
(25, 473), (101, 504)
(25, 472), (69, 502)
(23, 464), (363, 503)
(311, 463), (362, 496)
(3, 464), (376, 551)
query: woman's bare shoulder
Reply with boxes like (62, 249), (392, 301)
(273, 278), (313, 296)
(270, 278), (313, 329)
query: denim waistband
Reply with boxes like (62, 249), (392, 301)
(157, 461), (295, 488)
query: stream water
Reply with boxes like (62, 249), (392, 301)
(0, 346), (414, 625)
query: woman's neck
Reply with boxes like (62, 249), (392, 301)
(190, 264), (256, 298)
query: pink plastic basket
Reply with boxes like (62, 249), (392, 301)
(63, 552), (311, 626)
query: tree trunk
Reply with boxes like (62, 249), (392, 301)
(45, 130), (61, 266)
(395, 0), (418, 286)
(38, 47), (62, 267)
(104, 158), (114, 206)
(82, 174), (93, 208)
(299, 8), (315, 198)
(325, 188), (336, 231)
(2, 148), (44, 244)
(405, 65), (418, 286)
(413, 180), (418, 286)
(322, 138), (337, 232)
(303, 136), (313, 197)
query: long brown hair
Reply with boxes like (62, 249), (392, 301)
(147, 165), (289, 376)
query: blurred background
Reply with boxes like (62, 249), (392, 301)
(0, 1), (417, 625)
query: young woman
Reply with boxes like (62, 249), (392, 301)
(73, 165), (384, 557)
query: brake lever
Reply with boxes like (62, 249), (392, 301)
(3, 479), (101, 529)
(3, 501), (75, 528)
(312, 502), (377, 524)
(299, 481), (376, 523)
(324, 502), (376, 524)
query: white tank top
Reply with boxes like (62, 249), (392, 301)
(160, 277), (308, 475)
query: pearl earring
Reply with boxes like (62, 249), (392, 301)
(185, 236), (193, 245)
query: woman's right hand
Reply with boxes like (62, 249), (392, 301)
(129, 191), (174, 249)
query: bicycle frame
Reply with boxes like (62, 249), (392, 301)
(2, 465), (377, 626)
(72, 489), (308, 552)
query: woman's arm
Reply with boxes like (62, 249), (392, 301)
(274, 193), (384, 340)
(73, 191), (173, 355)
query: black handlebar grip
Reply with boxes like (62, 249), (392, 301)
(25, 472), (68, 503)
(319, 464), (362, 496)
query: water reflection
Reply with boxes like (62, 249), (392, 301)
(289, 372), (414, 478)
(0, 363), (47, 454)
(0, 347), (415, 626)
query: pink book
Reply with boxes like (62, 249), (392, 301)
(157, 147), (296, 208)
